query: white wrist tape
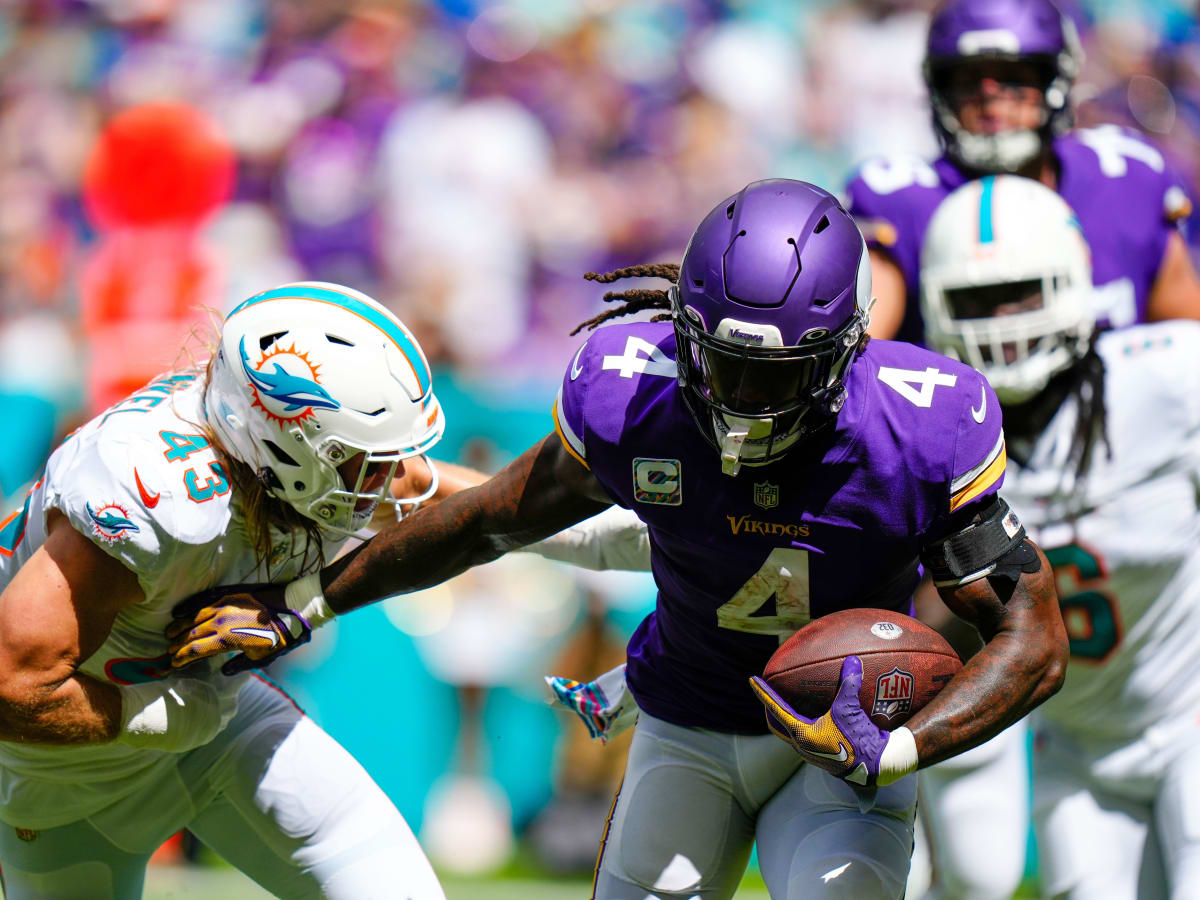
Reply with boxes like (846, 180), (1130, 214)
(877, 726), (919, 786)
(285, 572), (335, 628)
(116, 678), (225, 753)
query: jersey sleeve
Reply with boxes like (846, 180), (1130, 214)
(553, 338), (593, 469)
(843, 155), (942, 292)
(844, 167), (905, 255)
(945, 367), (1007, 516)
(41, 429), (226, 601)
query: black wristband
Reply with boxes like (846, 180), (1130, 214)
(921, 497), (1030, 586)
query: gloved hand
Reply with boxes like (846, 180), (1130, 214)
(749, 656), (895, 787)
(167, 583), (311, 676)
(545, 663), (639, 744)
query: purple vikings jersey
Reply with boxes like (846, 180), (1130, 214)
(553, 321), (1006, 732)
(846, 126), (1193, 345)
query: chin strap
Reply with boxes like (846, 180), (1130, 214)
(720, 426), (749, 476)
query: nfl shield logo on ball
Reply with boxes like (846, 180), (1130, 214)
(872, 667), (914, 720)
(753, 481), (779, 510)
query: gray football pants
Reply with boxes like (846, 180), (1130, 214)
(592, 712), (917, 899)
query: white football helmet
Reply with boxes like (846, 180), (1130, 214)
(920, 175), (1094, 403)
(205, 281), (444, 536)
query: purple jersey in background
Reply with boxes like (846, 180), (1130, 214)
(554, 321), (1007, 733)
(846, 126), (1192, 346)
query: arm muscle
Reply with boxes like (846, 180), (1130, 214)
(904, 542), (1067, 766)
(1147, 230), (1200, 322)
(865, 247), (908, 339)
(323, 434), (612, 614)
(0, 514), (144, 744)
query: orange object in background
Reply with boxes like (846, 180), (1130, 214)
(79, 103), (234, 413)
(149, 830), (184, 865)
(82, 103), (235, 230)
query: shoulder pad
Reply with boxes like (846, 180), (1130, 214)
(42, 410), (232, 598)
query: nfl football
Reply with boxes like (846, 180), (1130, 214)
(762, 608), (962, 730)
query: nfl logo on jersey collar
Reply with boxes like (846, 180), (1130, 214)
(753, 481), (779, 510)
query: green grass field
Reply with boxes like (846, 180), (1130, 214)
(138, 864), (773, 899)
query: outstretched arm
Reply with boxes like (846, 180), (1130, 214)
(169, 434), (615, 670)
(324, 434), (612, 614)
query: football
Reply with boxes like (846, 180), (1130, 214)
(762, 608), (962, 730)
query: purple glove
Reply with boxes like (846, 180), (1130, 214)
(749, 656), (891, 787)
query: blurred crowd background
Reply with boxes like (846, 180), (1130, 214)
(2, 0), (1200, 887)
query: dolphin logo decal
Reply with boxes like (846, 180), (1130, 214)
(86, 504), (140, 534)
(239, 337), (341, 413)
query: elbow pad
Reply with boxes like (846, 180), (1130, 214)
(921, 497), (1041, 588)
(116, 675), (241, 753)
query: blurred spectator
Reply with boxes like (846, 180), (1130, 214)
(804, 0), (940, 163)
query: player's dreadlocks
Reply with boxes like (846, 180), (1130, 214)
(571, 262), (873, 363)
(1067, 336), (1111, 479)
(570, 264), (679, 335)
(1004, 335), (1110, 484)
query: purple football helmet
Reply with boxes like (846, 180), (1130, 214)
(672, 179), (871, 476)
(924, 0), (1081, 173)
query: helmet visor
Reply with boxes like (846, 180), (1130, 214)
(944, 278), (1044, 320)
(703, 345), (827, 416)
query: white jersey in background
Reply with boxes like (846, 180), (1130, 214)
(1003, 321), (1200, 741)
(991, 320), (1200, 899)
(0, 372), (322, 830)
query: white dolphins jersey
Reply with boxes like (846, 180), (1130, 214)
(0, 373), (323, 828)
(1002, 321), (1200, 741)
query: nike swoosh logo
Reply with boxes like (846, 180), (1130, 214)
(230, 627), (279, 647)
(134, 469), (160, 508)
(970, 384), (987, 424)
(570, 343), (587, 380)
(808, 742), (849, 763)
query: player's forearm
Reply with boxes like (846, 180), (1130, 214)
(0, 671), (121, 745)
(321, 437), (608, 614)
(322, 490), (511, 614)
(903, 567), (1067, 766)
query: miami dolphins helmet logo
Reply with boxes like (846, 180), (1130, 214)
(239, 336), (341, 428)
(86, 503), (140, 544)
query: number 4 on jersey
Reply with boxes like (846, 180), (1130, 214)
(877, 366), (957, 408)
(717, 548), (811, 639)
(601, 336), (676, 379)
(160, 431), (211, 462)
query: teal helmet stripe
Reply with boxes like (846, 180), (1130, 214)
(978, 175), (996, 245)
(227, 284), (431, 396)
